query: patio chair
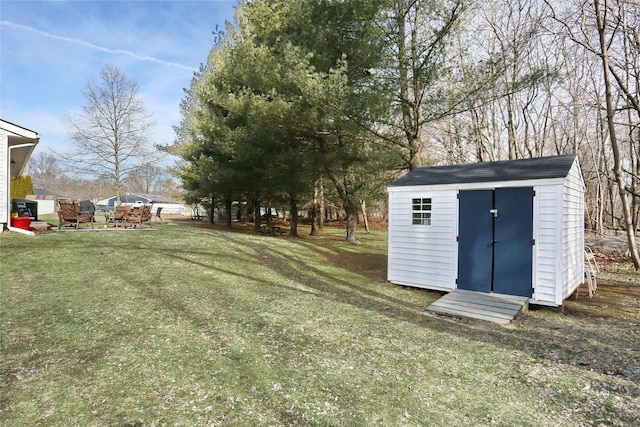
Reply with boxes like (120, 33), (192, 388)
(584, 246), (599, 297)
(107, 205), (131, 227)
(58, 201), (94, 229)
(152, 206), (163, 222)
(124, 204), (152, 228)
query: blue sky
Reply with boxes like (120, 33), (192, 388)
(1, 0), (237, 158)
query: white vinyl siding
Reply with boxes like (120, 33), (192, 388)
(561, 162), (585, 302)
(388, 157), (585, 307)
(531, 160), (584, 305)
(532, 185), (562, 304)
(0, 134), (8, 226)
(1, 121), (40, 230)
(388, 190), (457, 290)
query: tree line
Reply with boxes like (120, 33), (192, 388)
(165, 0), (638, 267)
(29, 151), (180, 203)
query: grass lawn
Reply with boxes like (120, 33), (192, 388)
(1, 221), (638, 426)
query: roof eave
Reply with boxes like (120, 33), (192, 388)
(387, 176), (568, 192)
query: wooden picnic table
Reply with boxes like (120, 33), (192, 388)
(259, 225), (286, 236)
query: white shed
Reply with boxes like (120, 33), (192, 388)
(26, 189), (65, 215)
(387, 154), (585, 307)
(1, 119), (40, 232)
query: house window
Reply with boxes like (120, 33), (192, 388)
(412, 198), (432, 225)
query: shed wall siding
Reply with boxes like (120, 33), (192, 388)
(561, 162), (585, 301)
(532, 184), (562, 303)
(388, 190), (457, 290)
(388, 158), (585, 307)
(34, 199), (57, 215)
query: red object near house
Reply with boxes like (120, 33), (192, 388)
(10, 217), (31, 230)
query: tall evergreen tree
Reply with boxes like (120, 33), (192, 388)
(173, 0), (391, 242)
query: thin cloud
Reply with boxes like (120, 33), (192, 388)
(1, 20), (193, 71)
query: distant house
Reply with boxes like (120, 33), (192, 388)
(96, 193), (152, 210)
(96, 193), (188, 215)
(1, 119), (40, 232)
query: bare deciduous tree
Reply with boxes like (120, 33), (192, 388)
(126, 164), (176, 195)
(546, 0), (640, 269)
(65, 64), (158, 204)
(28, 152), (61, 189)
(378, 0), (467, 171)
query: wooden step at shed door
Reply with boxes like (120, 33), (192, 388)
(427, 289), (529, 324)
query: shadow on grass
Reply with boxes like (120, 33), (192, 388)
(64, 223), (636, 426)
(3, 221), (637, 424)
(118, 226), (639, 405)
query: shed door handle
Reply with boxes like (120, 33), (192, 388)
(489, 209), (498, 218)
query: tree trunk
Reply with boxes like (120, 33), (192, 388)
(471, 107), (489, 162)
(328, 173), (360, 244)
(208, 193), (215, 224)
(506, 94), (518, 159)
(223, 195), (232, 227)
(593, 153), (604, 234)
(628, 112), (639, 236)
(620, 0), (640, 236)
(361, 200), (370, 233)
(343, 177), (359, 244)
(253, 194), (261, 232)
(289, 193), (299, 237)
(318, 178), (325, 230)
(396, 2), (422, 171)
(310, 184), (318, 236)
(236, 196), (244, 221)
(345, 199), (359, 243)
(595, 0), (640, 269)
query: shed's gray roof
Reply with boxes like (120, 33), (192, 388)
(389, 154), (577, 187)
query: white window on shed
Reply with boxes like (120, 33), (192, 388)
(412, 198), (432, 225)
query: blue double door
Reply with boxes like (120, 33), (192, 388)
(457, 187), (534, 297)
